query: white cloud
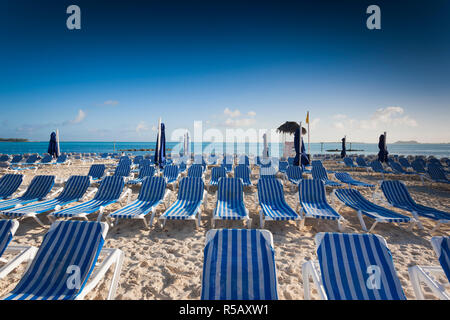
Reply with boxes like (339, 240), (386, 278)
(70, 109), (86, 124)
(135, 121), (149, 133)
(247, 111), (256, 117)
(332, 107), (417, 131)
(225, 117), (256, 127)
(103, 100), (119, 106)
(224, 108), (241, 118)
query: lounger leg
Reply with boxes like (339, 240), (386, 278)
(337, 219), (343, 232)
(368, 221), (379, 233)
(247, 218), (252, 229)
(197, 210), (201, 228)
(32, 215), (47, 228)
(211, 218), (215, 228)
(259, 210), (265, 228)
(107, 250), (124, 300)
(411, 212), (424, 230)
(431, 221), (441, 233)
(408, 266), (425, 300)
(357, 211), (368, 232)
(97, 207), (105, 222)
(149, 209), (157, 227)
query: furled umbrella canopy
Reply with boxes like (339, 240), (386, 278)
(47, 131), (60, 158)
(154, 123), (166, 169)
(378, 133), (389, 163)
(293, 127), (309, 167)
(341, 137), (346, 158)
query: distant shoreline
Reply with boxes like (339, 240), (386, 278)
(0, 138), (29, 142)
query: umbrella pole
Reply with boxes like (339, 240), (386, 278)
(56, 128), (60, 158)
(299, 121), (302, 167)
(157, 118), (162, 164)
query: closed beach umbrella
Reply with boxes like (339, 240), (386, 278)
(262, 133), (269, 158)
(377, 132), (389, 163)
(47, 131), (60, 159)
(293, 126), (309, 167)
(341, 136), (346, 158)
(154, 120), (166, 169)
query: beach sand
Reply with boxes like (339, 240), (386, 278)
(0, 158), (449, 300)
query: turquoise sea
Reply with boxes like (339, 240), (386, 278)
(0, 141), (449, 158)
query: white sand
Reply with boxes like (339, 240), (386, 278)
(0, 158), (449, 300)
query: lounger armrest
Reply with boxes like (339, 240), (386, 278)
(83, 187), (98, 201)
(302, 260), (327, 300)
(202, 190), (208, 210)
(119, 188), (132, 204)
(0, 245), (38, 279)
(48, 187), (64, 199)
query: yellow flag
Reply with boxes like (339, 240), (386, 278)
(306, 111), (309, 124)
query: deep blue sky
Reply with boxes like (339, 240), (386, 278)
(0, 0), (449, 142)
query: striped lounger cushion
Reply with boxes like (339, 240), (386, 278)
(162, 177), (204, 220)
(334, 189), (410, 223)
(0, 175), (55, 211)
(299, 179), (341, 220)
(163, 165), (179, 184)
(0, 174), (23, 199)
(110, 176), (166, 219)
(312, 166), (341, 187)
(88, 164), (105, 180)
(334, 172), (374, 187)
(209, 167), (226, 187)
(434, 236), (450, 281)
(286, 166), (302, 185)
(2, 221), (105, 300)
(258, 179), (299, 221)
(213, 178), (248, 221)
(51, 176), (124, 218)
(381, 180), (450, 221)
(316, 232), (406, 300)
(187, 164), (204, 178)
(1, 176), (90, 218)
(234, 165), (252, 186)
(0, 220), (15, 258)
(201, 229), (278, 300)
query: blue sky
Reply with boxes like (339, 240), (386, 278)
(0, 0), (449, 143)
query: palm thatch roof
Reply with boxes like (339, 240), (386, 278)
(277, 121), (307, 135)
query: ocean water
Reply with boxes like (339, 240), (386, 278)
(1, 141), (449, 158)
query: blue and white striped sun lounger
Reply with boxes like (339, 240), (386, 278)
(209, 166), (226, 190)
(257, 178), (300, 228)
(389, 161), (414, 175)
(163, 164), (180, 185)
(187, 164), (205, 179)
(302, 232), (406, 300)
(409, 236), (449, 300)
(0, 174), (23, 199)
(399, 157), (412, 169)
(411, 159), (427, 174)
(278, 161), (288, 174)
(49, 176), (125, 221)
(380, 180), (450, 232)
(311, 166), (341, 187)
(234, 164), (252, 186)
(0, 220), (37, 279)
(108, 176), (168, 228)
(259, 166), (277, 179)
(356, 157), (370, 170)
(126, 165), (155, 185)
(39, 155), (53, 165)
(343, 157), (356, 168)
(159, 177), (206, 228)
(55, 154), (70, 165)
(334, 188), (414, 232)
(212, 178), (250, 228)
(9, 155), (23, 166)
(370, 160), (390, 176)
(297, 179), (344, 231)
(0, 175), (55, 211)
(221, 161), (233, 174)
(1, 220), (123, 300)
(285, 165), (302, 186)
(112, 163), (131, 178)
(201, 229), (278, 300)
(427, 163), (450, 184)
(0, 176), (90, 227)
(334, 172), (374, 188)
(88, 164), (106, 181)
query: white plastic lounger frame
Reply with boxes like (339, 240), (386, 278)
(0, 220), (37, 279)
(408, 236), (450, 300)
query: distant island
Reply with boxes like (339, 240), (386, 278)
(393, 140), (420, 144)
(0, 138), (29, 142)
